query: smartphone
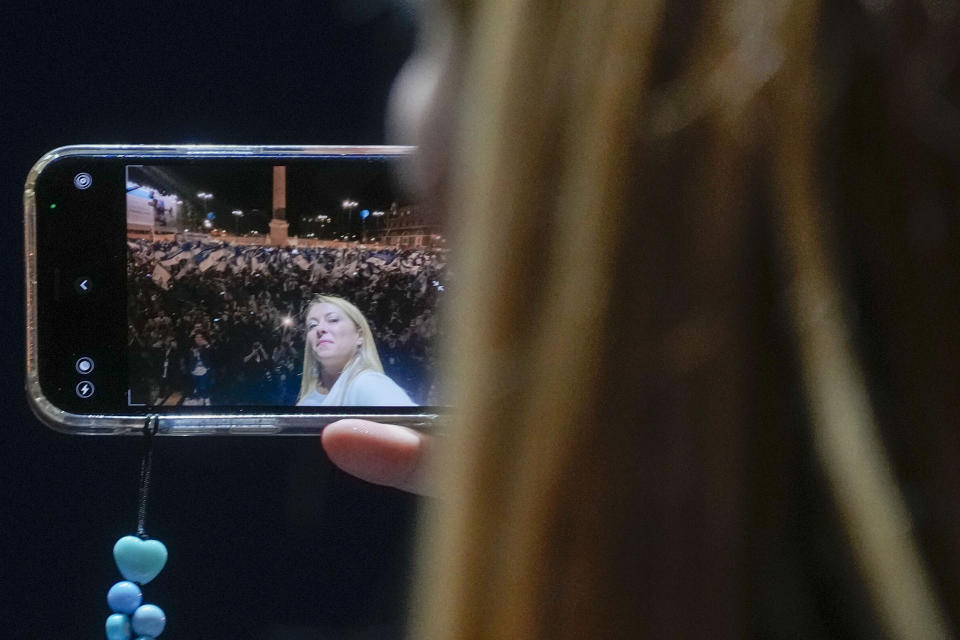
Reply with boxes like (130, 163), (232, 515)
(25, 145), (446, 435)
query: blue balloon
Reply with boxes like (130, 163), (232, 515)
(108, 581), (143, 614)
(132, 604), (166, 637)
(105, 613), (130, 640)
(206, 212), (216, 220)
(361, 209), (370, 220)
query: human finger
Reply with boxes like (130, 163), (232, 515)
(321, 419), (435, 496)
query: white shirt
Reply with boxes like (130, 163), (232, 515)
(297, 369), (416, 407)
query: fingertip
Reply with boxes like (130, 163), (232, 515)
(322, 419), (426, 493)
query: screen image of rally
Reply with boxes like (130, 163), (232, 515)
(126, 240), (446, 408)
(123, 159), (445, 409)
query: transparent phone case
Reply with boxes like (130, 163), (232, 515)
(25, 145), (441, 435)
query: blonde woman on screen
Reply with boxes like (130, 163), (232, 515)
(296, 295), (415, 407)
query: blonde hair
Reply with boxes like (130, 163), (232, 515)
(411, 0), (951, 638)
(297, 294), (384, 403)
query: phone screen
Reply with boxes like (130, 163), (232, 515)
(30, 149), (446, 423)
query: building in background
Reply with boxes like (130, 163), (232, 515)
(381, 204), (443, 248)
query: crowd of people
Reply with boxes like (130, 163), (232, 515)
(126, 238), (446, 406)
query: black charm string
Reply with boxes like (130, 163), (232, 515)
(136, 415), (159, 539)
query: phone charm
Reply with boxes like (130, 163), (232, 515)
(105, 416), (168, 640)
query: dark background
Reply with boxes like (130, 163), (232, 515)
(1, 2), (422, 638)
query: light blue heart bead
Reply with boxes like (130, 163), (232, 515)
(107, 581), (142, 614)
(113, 536), (168, 585)
(132, 604), (166, 637)
(105, 613), (131, 640)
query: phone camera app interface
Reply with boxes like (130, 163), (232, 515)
(125, 161), (446, 410)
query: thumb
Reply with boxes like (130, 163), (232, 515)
(321, 419), (435, 495)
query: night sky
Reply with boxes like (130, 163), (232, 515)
(127, 157), (412, 236)
(2, 2), (422, 638)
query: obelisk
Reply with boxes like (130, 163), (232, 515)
(269, 166), (289, 246)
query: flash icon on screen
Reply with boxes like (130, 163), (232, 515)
(75, 381), (95, 398)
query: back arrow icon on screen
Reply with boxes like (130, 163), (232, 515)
(74, 277), (91, 294)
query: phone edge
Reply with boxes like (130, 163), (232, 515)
(24, 145), (440, 436)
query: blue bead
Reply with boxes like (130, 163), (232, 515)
(113, 536), (168, 585)
(105, 613), (131, 640)
(107, 581), (143, 614)
(134, 637), (156, 640)
(132, 604), (166, 637)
